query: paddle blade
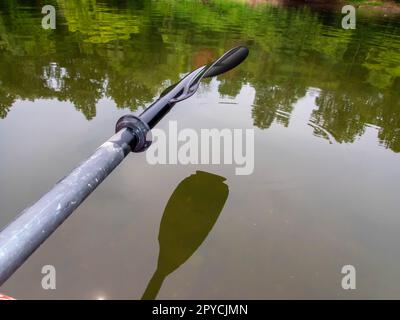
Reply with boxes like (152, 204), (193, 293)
(203, 46), (249, 78)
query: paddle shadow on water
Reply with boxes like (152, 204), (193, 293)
(142, 171), (229, 300)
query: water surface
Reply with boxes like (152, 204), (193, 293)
(0, 0), (400, 299)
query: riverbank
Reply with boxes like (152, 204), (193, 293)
(350, 0), (400, 15)
(246, 0), (400, 15)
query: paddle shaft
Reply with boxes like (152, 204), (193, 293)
(0, 127), (136, 286)
(0, 62), (189, 286)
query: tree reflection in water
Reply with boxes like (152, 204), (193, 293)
(0, 0), (399, 151)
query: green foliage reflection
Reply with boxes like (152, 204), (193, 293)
(0, 0), (399, 151)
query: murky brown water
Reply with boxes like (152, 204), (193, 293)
(0, 0), (400, 299)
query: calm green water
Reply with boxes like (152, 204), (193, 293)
(0, 0), (400, 299)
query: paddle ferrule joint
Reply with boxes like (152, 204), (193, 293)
(115, 115), (152, 153)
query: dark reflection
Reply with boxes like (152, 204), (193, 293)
(142, 171), (229, 300)
(0, 0), (400, 152)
